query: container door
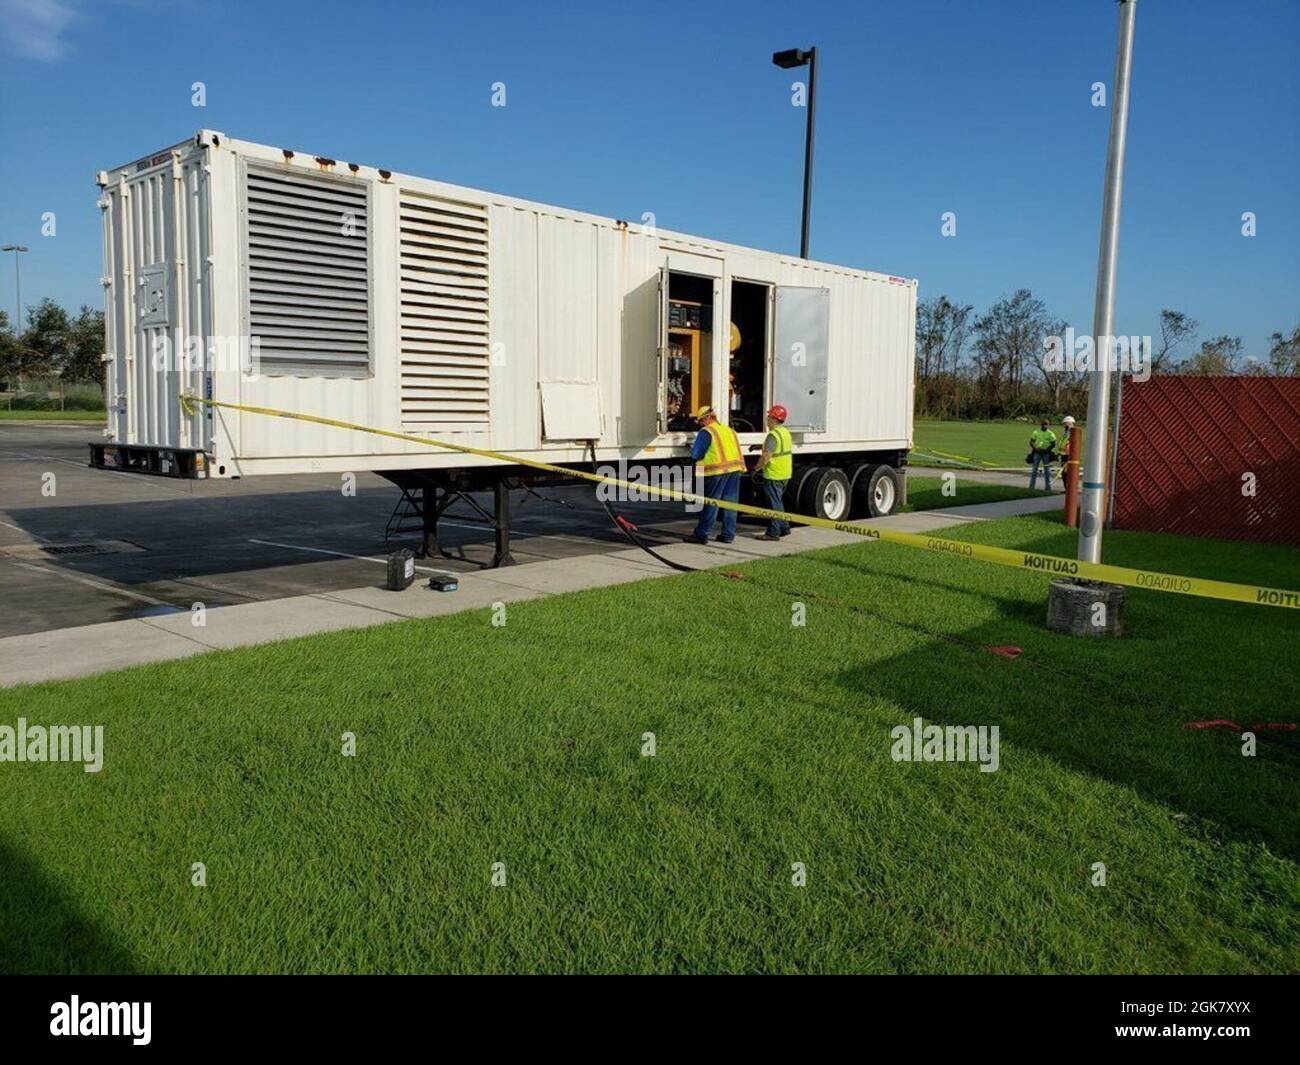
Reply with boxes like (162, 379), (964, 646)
(106, 158), (188, 448)
(100, 177), (131, 444)
(655, 260), (669, 434)
(772, 285), (829, 432)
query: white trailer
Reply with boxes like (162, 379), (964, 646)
(92, 130), (916, 554)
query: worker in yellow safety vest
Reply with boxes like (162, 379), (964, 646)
(753, 403), (794, 541)
(683, 404), (746, 544)
(1028, 419), (1057, 491)
(1056, 415), (1076, 462)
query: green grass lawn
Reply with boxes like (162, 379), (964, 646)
(0, 409), (106, 421)
(912, 418), (1063, 468)
(2, 514), (1297, 974)
(904, 475), (1052, 511)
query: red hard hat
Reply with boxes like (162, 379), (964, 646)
(767, 404), (788, 421)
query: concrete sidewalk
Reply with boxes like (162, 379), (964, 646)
(0, 495), (1063, 688)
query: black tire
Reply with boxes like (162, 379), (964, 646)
(846, 462), (876, 517)
(854, 464), (901, 517)
(798, 466), (852, 521)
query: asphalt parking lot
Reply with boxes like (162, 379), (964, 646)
(0, 422), (710, 640)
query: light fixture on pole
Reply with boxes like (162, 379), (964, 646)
(772, 47), (818, 259)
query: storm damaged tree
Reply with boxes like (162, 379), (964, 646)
(1182, 335), (1243, 376)
(1032, 316), (1086, 413)
(915, 295), (973, 416)
(971, 289), (1053, 416)
(1152, 309), (1198, 372)
(1266, 324), (1300, 376)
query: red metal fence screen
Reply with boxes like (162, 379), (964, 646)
(1114, 375), (1300, 545)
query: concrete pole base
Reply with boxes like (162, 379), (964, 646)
(1046, 579), (1125, 637)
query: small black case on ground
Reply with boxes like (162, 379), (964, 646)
(386, 549), (416, 590)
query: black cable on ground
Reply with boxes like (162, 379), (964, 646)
(586, 442), (696, 573)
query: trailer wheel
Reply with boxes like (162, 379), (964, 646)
(799, 467), (852, 521)
(854, 464), (901, 517)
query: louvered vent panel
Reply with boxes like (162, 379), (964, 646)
(245, 168), (371, 375)
(399, 192), (490, 425)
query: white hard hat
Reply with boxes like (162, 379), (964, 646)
(1062, 415), (1076, 426)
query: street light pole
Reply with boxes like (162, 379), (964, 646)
(799, 47), (818, 259)
(1, 244), (27, 333)
(772, 46), (818, 259)
(1078, 1), (1137, 565)
(1, 245), (30, 397)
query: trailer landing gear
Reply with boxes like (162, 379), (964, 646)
(381, 471), (518, 569)
(492, 480), (516, 568)
(381, 463), (596, 569)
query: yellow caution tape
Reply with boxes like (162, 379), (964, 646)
(912, 444), (1006, 468)
(910, 449), (1025, 474)
(181, 394), (1300, 611)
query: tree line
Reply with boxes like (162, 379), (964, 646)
(916, 290), (1300, 419)
(4, 292), (1299, 420)
(0, 298), (106, 387)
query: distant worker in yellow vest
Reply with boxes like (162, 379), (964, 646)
(753, 403), (793, 541)
(1028, 419), (1057, 491)
(1056, 415), (1076, 462)
(683, 405), (745, 544)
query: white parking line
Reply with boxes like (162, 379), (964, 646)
(247, 538), (454, 575)
(4, 557), (171, 607)
(8, 451), (94, 469)
(6, 452), (196, 494)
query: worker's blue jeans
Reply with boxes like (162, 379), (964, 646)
(694, 473), (740, 541)
(763, 478), (791, 536)
(1029, 450), (1054, 490)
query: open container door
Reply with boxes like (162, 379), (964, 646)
(772, 285), (830, 432)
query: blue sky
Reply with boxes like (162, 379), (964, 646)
(1, 0), (1296, 355)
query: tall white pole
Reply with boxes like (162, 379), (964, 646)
(1078, 0), (1137, 564)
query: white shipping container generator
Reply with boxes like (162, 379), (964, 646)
(92, 131), (917, 561)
